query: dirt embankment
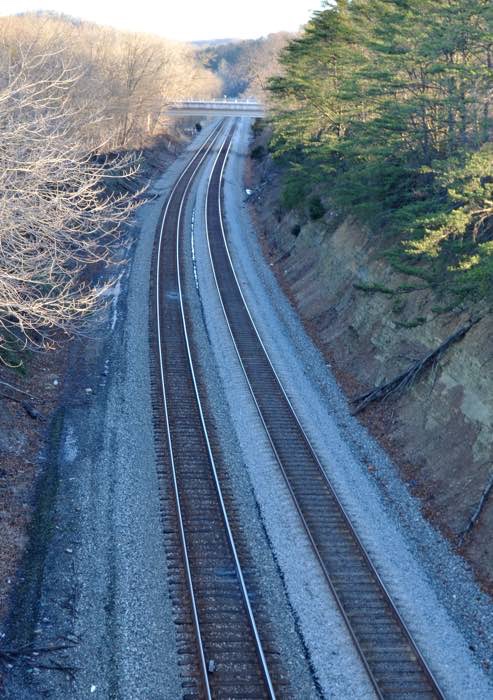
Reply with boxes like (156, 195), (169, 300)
(0, 350), (67, 626)
(247, 128), (493, 592)
(0, 127), (194, 667)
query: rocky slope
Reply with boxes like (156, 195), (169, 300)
(247, 127), (493, 591)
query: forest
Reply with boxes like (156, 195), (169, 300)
(199, 32), (291, 97)
(0, 12), (219, 357)
(267, 0), (493, 304)
(3, 1), (492, 360)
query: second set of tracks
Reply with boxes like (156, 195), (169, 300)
(151, 123), (279, 699)
(150, 121), (446, 699)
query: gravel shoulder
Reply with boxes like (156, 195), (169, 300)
(210, 118), (492, 698)
(1, 123), (218, 699)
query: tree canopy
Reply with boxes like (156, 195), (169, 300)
(268, 0), (493, 301)
(200, 33), (292, 98)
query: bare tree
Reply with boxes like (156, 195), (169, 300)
(0, 12), (222, 355)
(0, 50), (140, 352)
(0, 14), (221, 150)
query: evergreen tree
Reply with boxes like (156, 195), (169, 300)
(268, 0), (493, 300)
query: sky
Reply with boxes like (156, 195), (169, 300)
(0, 1), (323, 41)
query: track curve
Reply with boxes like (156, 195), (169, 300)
(204, 122), (446, 700)
(151, 123), (278, 699)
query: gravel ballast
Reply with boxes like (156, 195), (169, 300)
(188, 118), (493, 699)
(186, 126), (375, 697)
(4, 116), (492, 699)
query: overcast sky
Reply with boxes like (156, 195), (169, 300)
(0, 1), (323, 41)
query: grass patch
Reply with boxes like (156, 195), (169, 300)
(392, 298), (406, 314)
(353, 282), (395, 295)
(395, 316), (427, 328)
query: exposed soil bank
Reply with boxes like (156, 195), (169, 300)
(247, 124), (493, 593)
(0, 131), (191, 653)
(0, 349), (67, 633)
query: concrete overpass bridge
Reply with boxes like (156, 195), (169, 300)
(166, 98), (266, 118)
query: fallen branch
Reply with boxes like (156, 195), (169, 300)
(351, 318), (478, 415)
(0, 637), (79, 666)
(0, 393), (43, 419)
(0, 391), (24, 404)
(0, 379), (38, 401)
(0, 638), (79, 680)
(459, 471), (493, 544)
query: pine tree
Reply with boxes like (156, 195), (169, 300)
(267, 0), (493, 299)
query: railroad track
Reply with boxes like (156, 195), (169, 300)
(150, 122), (280, 699)
(204, 123), (446, 700)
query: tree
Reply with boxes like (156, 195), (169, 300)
(267, 0), (493, 299)
(0, 11), (223, 357)
(0, 13), (221, 150)
(0, 50), (140, 353)
(200, 33), (292, 99)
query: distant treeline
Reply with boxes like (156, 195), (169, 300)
(0, 12), (220, 150)
(268, 0), (493, 302)
(199, 33), (292, 98)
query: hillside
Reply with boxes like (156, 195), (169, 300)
(199, 32), (292, 97)
(249, 0), (493, 588)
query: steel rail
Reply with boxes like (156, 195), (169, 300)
(155, 121), (276, 699)
(156, 122), (224, 700)
(175, 128), (276, 700)
(204, 123), (446, 700)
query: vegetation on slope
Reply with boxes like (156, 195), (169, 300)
(267, 0), (493, 303)
(2, 13), (220, 149)
(0, 13), (219, 358)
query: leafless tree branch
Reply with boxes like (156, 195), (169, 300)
(351, 319), (478, 414)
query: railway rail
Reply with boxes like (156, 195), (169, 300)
(204, 123), (446, 700)
(151, 123), (279, 699)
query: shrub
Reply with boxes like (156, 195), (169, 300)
(308, 195), (325, 220)
(281, 175), (307, 210)
(250, 145), (265, 160)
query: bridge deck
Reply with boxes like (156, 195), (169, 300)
(167, 99), (266, 118)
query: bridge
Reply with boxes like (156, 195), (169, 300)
(166, 98), (266, 118)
